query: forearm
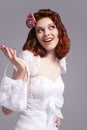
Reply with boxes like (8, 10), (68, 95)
(12, 62), (28, 81)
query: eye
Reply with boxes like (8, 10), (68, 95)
(49, 25), (56, 30)
(36, 28), (44, 33)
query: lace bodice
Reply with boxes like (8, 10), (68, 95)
(18, 50), (66, 116)
(19, 50), (66, 76)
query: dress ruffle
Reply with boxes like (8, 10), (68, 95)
(60, 57), (67, 74)
(0, 76), (27, 112)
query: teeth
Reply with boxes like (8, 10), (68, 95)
(45, 40), (52, 42)
(44, 38), (53, 42)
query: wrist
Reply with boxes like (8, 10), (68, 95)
(13, 65), (26, 73)
(13, 61), (26, 73)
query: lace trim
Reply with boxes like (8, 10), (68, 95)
(60, 57), (67, 74)
(19, 50), (41, 76)
(30, 56), (41, 76)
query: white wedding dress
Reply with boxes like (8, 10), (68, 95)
(1, 50), (67, 130)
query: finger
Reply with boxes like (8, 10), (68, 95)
(13, 48), (17, 57)
(0, 45), (3, 49)
(0, 45), (5, 50)
(55, 117), (59, 123)
(56, 119), (61, 127)
(55, 117), (61, 127)
(1, 46), (13, 60)
(0, 45), (18, 65)
(0, 45), (4, 47)
(9, 48), (15, 56)
(4, 46), (12, 58)
(0, 45), (8, 55)
(0, 45), (8, 56)
(9, 48), (17, 61)
(0, 45), (6, 48)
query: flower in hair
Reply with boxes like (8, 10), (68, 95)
(26, 13), (36, 29)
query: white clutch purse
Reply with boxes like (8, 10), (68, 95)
(0, 64), (28, 112)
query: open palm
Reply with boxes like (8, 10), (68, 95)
(0, 45), (25, 71)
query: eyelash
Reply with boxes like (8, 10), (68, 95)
(49, 25), (56, 29)
(36, 25), (56, 33)
(36, 29), (44, 33)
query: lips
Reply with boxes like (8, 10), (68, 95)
(43, 38), (54, 42)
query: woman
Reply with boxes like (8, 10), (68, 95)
(0, 9), (70, 130)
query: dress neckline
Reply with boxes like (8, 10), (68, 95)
(31, 75), (61, 82)
(30, 55), (61, 82)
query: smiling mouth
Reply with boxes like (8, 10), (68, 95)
(43, 38), (54, 43)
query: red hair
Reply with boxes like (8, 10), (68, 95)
(23, 9), (70, 59)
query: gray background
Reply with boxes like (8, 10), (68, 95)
(0, 0), (87, 130)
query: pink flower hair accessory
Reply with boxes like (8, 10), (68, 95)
(26, 12), (36, 29)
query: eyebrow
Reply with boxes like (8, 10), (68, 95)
(36, 23), (55, 29)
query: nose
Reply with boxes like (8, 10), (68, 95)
(44, 29), (50, 36)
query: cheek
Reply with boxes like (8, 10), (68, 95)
(56, 32), (59, 42)
(54, 37), (59, 46)
(55, 34), (59, 42)
(36, 34), (42, 42)
(55, 32), (59, 38)
(53, 30), (59, 39)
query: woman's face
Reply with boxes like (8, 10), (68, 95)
(35, 17), (59, 52)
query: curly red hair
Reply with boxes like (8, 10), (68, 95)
(23, 9), (70, 59)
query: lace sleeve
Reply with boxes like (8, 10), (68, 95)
(0, 77), (27, 112)
(0, 50), (34, 112)
(14, 50), (34, 79)
(60, 57), (67, 74)
(19, 50), (41, 76)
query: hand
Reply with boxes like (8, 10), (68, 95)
(0, 45), (25, 71)
(0, 45), (17, 64)
(55, 116), (61, 128)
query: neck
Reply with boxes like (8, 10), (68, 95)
(45, 50), (56, 62)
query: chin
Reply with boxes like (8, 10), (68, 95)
(45, 45), (57, 51)
(45, 48), (55, 52)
